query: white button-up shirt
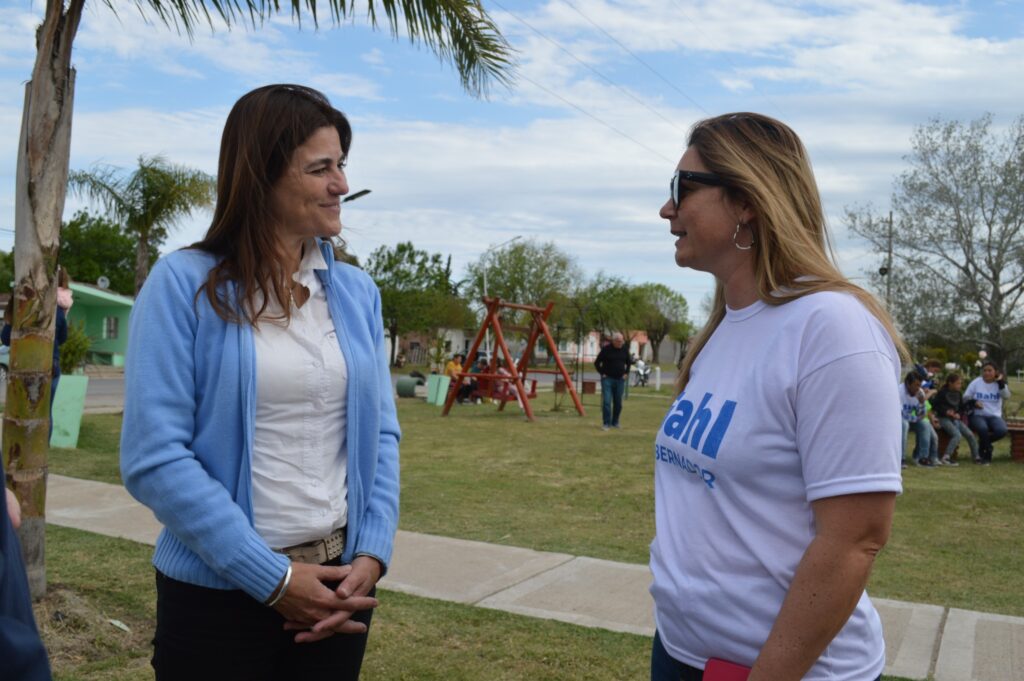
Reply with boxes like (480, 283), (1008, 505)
(251, 241), (348, 549)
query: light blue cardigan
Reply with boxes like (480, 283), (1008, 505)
(120, 240), (400, 602)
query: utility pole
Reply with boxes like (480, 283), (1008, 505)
(876, 210), (892, 309)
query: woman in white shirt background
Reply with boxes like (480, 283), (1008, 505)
(965, 361), (1011, 465)
(120, 84), (400, 680)
(651, 113), (906, 681)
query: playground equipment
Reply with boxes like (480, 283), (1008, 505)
(441, 297), (584, 421)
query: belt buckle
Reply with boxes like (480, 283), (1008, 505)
(279, 528), (344, 565)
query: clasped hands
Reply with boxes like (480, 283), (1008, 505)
(272, 554), (381, 643)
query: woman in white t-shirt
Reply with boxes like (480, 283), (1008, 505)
(651, 113), (907, 681)
(964, 361), (1011, 464)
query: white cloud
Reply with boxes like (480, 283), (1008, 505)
(515, 0), (1024, 113)
(3, 0), (1021, 319)
(361, 47), (388, 70)
(71, 6), (385, 99)
(0, 7), (38, 70)
(68, 107), (225, 172)
(309, 73), (384, 102)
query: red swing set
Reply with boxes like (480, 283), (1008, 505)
(441, 297), (585, 421)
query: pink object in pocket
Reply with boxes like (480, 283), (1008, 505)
(703, 657), (751, 681)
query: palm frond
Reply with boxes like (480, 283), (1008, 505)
(366, 0), (516, 97)
(128, 0), (515, 96)
(69, 155), (214, 241)
(67, 167), (133, 222)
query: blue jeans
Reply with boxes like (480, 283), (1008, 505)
(905, 419), (937, 463)
(601, 376), (625, 426)
(650, 630), (881, 681)
(937, 417), (979, 459)
(969, 413), (1007, 462)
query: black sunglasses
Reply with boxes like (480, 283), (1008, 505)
(670, 170), (729, 210)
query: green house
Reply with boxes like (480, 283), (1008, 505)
(67, 282), (134, 367)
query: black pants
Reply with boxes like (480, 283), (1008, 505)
(153, 562), (374, 681)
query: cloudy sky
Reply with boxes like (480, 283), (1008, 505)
(1, 0), (1022, 318)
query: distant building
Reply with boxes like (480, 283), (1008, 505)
(67, 282), (134, 367)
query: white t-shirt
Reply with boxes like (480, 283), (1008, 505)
(964, 377), (1010, 418)
(650, 291), (903, 680)
(251, 241), (349, 549)
(900, 386), (926, 423)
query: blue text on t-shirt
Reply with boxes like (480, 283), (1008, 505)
(661, 391), (737, 460)
(654, 442), (716, 489)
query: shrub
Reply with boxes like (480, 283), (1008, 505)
(60, 320), (91, 374)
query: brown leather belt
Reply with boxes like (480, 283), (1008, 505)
(276, 527), (346, 565)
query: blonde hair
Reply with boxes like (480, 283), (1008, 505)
(676, 113), (908, 393)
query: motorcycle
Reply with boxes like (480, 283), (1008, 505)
(632, 358), (651, 387)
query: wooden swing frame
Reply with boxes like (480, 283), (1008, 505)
(441, 297), (585, 421)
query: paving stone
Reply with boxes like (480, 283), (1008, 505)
(936, 608), (1024, 681)
(47, 474), (161, 545)
(477, 556), (654, 636)
(381, 531), (573, 604)
(875, 597), (944, 680)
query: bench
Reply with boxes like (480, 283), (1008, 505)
(935, 418), (1024, 463)
(1005, 418), (1024, 462)
(935, 428), (962, 462)
(460, 375), (538, 404)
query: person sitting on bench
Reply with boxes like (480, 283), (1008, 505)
(965, 361), (1010, 465)
(929, 372), (977, 465)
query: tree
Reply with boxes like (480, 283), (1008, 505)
(634, 283), (692, 364)
(464, 240), (582, 361)
(60, 210), (158, 296)
(69, 156), (215, 295)
(365, 242), (468, 366)
(861, 263), (962, 355)
(465, 239), (581, 308)
(848, 114), (1024, 368)
(0, 249), (13, 294)
(582, 274), (644, 339)
(7, 0), (513, 600)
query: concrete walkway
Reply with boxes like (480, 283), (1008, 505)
(46, 474), (1023, 680)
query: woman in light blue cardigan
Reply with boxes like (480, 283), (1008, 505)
(120, 85), (399, 680)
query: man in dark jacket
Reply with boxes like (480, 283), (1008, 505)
(594, 332), (632, 429)
(2, 487), (53, 680)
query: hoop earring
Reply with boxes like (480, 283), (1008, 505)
(733, 222), (755, 250)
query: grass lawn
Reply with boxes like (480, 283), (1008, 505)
(48, 414), (124, 485)
(400, 389), (1024, 617)
(40, 525), (651, 681)
(52, 387), (1024, 620)
(39, 525), (917, 681)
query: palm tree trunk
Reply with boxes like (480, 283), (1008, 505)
(135, 229), (150, 296)
(4, 0), (85, 601)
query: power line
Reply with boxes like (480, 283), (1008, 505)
(516, 71), (675, 163)
(491, 0), (688, 134)
(561, 0), (709, 114)
(665, 0), (788, 119)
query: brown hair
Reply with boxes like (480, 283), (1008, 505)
(676, 113), (908, 392)
(191, 84), (352, 325)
